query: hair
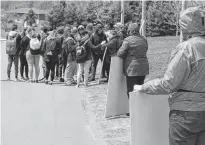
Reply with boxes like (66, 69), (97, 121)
(11, 24), (18, 31)
(49, 30), (57, 38)
(63, 26), (72, 39)
(26, 27), (35, 35)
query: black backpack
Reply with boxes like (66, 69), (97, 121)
(76, 40), (89, 63)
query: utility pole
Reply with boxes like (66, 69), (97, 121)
(180, 0), (188, 42)
(141, 0), (146, 37)
(121, 0), (124, 25)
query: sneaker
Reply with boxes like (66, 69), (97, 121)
(126, 113), (130, 117)
(7, 77), (11, 81)
(60, 78), (64, 82)
(88, 77), (95, 82)
(75, 84), (80, 88)
(45, 80), (48, 84)
(35, 80), (39, 83)
(14, 78), (20, 82)
(84, 83), (88, 87)
(21, 77), (26, 81)
(49, 81), (53, 85)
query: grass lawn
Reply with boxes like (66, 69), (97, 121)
(83, 36), (180, 145)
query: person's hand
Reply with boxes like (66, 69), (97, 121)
(101, 44), (107, 50)
(101, 41), (106, 45)
(134, 85), (143, 92)
(47, 51), (52, 55)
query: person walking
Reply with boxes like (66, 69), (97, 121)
(63, 27), (78, 85)
(117, 23), (149, 99)
(134, 6), (205, 145)
(42, 30), (62, 85)
(6, 24), (21, 81)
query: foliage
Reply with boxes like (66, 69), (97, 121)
(24, 9), (37, 26)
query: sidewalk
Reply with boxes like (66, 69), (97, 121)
(1, 41), (97, 145)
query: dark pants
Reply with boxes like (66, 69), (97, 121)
(20, 55), (28, 78)
(126, 76), (145, 98)
(169, 110), (205, 145)
(90, 52), (107, 79)
(45, 61), (57, 81)
(56, 55), (67, 78)
(7, 55), (19, 78)
(42, 59), (46, 78)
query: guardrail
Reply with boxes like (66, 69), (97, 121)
(130, 91), (169, 145)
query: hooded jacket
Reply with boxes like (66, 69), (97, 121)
(90, 30), (107, 54)
(42, 35), (62, 62)
(141, 6), (205, 111)
(7, 31), (21, 55)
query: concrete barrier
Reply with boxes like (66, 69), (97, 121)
(130, 91), (169, 145)
(105, 56), (129, 118)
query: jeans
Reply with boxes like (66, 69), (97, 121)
(56, 55), (67, 78)
(45, 61), (57, 81)
(77, 60), (91, 85)
(26, 51), (40, 80)
(64, 61), (77, 84)
(20, 55), (28, 78)
(126, 76), (145, 98)
(7, 55), (19, 78)
(169, 110), (205, 145)
(90, 53), (103, 79)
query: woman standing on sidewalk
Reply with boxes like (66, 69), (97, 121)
(63, 27), (78, 85)
(76, 28), (102, 88)
(19, 27), (35, 81)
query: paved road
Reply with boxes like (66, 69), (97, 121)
(1, 41), (95, 145)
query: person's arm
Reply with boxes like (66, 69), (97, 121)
(116, 40), (129, 59)
(141, 43), (191, 94)
(16, 34), (22, 54)
(87, 41), (101, 53)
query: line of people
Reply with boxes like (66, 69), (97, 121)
(5, 21), (129, 87)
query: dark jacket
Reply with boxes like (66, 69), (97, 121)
(90, 32), (107, 54)
(42, 37), (62, 62)
(76, 38), (102, 63)
(63, 37), (78, 62)
(19, 35), (30, 56)
(104, 35), (122, 64)
(117, 35), (149, 76)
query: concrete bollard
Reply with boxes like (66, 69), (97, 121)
(105, 56), (129, 118)
(130, 91), (169, 145)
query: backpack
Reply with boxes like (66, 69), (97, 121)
(76, 39), (89, 63)
(30, 38), (41, 55)
(6, 35), (17, 55)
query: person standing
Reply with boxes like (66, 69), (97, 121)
(26, 32), (41, 83)
(42, 30), (62, 85)
(117, 23), (149, 98)
(63, 27), (78, 85)
(134, 6), (205, 145)
(55, 27), (65, 82)
(6, 24), (21, 81)
(76, 30), (102, 87)
(89, 24), (108, 81)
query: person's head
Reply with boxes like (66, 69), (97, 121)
(63, 26), (72, 39)
(71, 27), (81, 41)
(180, 6), (205, 41)
(95, 24), (103, 34)
(48, 30), (57, 38)
(114, 22), (123, 31)
(127, 23), (139, 36)
(86, 23), (93, 33)
(11, 24), (18, 31)
(41, 26), (48, 34)
(26, 27), (35, 36)
(81, 30), (90, 42)
(78, 25), (85, 35)
(104, 24), (110, 31)
(57, 27), (64, 37)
